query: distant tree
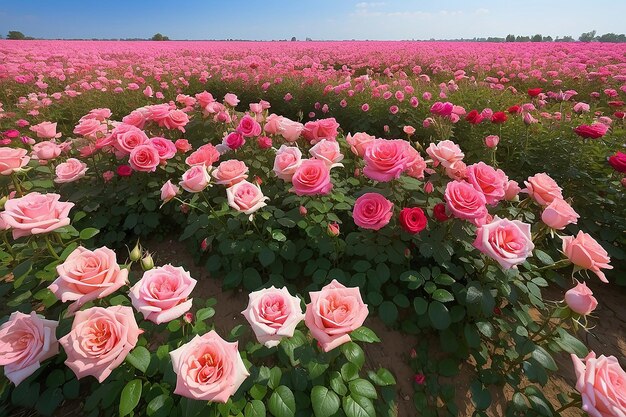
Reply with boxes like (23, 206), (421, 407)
(505, 34), (516, 42)
(531, 34), (543, 42)
(290, 36), (296, 41)
(542, 35), (553, 42)
(306, 37), (312, 41)
(579, 30), (596, 42)
(596, 33), (626, 43)
(557, 35), (575, 42)
(516, 35), (530, 42)
(151, 33), (169, 41)
(7, 31), (26, 40)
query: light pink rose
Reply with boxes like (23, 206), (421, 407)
(303, 118), (339, 144)
(345, 132), (376, 157)
(484, 135), (500, 148)
(149, 137), (177, 162)
(49, 246), (128, 313)
(0, 147), (30, 175)
(524, 173), (563, 206)
(73, 118), (106, 139)
(236, 115), (262, 137)
(504, 180), (521, 201)
(291, 159), (333, 196)
(444, 180), (487, 222)
(113, 126), (149, 155)
(30, 121), (61, 139)
(1, 192), (73, 239)
(185, 144), (220, 167)
(180, 165), (211, 193)
(562, 231), (612, 283)
(363, 139), (414, 182)
(0, 312), (58, 385)
(279, 118), (304, 142)
(571, 352), (626, 417)
(264, 114), (283, 135)
(426, 140), (465, 168)
(404, 146), (427, 179)
(129, 264), (196, 324)
(60, 306), (141, 382)
(565, 281), (598, 315)
(353, 192), (394, 230)
(212, 159), (249, 186)
(310, 139), (344, 168)
(226, 180), (269, 215)
(473, 216), (534, 269)
(129, 144), (161, 172)
(160, 180), (180, 203)
(224, 93), (240, 107)
(466, 162), (508, 205)
(122, 110), (148, 129)
(273, 145), (302, 181)
(54, 158), (88, 183)
(541, 198), (580, 229)
(170, 330), (249, 403)
(242, 286), (305, 348)
(163, 110), (189, 132)
(32, 141), (63, 161)
(305, 280), (368, 352)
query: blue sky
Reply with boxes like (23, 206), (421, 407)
(1, 0), (624, 40)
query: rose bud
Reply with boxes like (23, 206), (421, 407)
(129, 241), (142, 262)
(299, 205), (308, 216)
(565, 281), (598, 316)
(183, 312), (194, 324)
(141, 253), (154, 271)
(327, 222), (340, 237)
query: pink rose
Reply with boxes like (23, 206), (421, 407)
(571, 352), (626, 417)
(257, 136), (272, 149)
(562, 231), (612, 283)
(223, 131), (245, 150)
(236, 115), (262, 137)
(404, 146), (427, 179)
(565, 281), (598, 315)
(175, 139), (192, 153)
(212, 159), (249, 186)
(574, 123), (608, 139)
(129, 264), (196, 324)
(122, 110), (148, 129)
(541, 198), (579, 229)
(185, 144), (220, 167)
(291, 159), (333, 196)
(226, 180), (269, 215)
(73, 118), (106, 139)
(310, 139), (344, 168)
(279, 118), (304, 142)
(49, 246), (129, 313)
(426, 140), (464, 168)
(444, 181), (487, 222)
(30, 121), (61, 139)
(466, 162), (508, 205)
(273, 145), (302, 181)
(242, 286), (305, 348)
(429, 101), (454, 117)
(0, 312), (58, 385)
(180, 165), (211, 193)
(403, 125), (416, 135)
(224, 93), (240, 107)
(113, 126), (149, 155)
(305, 280), (369, 352)
(504, 180), (521, 201)
(303, 118), (339, 144)
(473, 216), (534, 269)
(1, 192), (73, 239)
(0, 147), (30, 175)
(60, 306), (141, 382)
(264, 114), (283, 135)
(524, 173), (563, 206)
(129, 144), (161, 172)
(163, 110), (189, 132)
(160, 180), (179, 203)
(353, 192), (394, 230)
(54, 158), (88, 183)
(363, 139), (414, 182)
(149, 137), (177, 162)
(484, 135), (500, 148)
(345, 132), (376, 157)
(32, 141), (63, 161)
(170, 330), (249, 402)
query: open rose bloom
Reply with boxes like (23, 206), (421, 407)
(305, 280), (368, 352)
(0, 192), (74, 239)
(572, 352), (626, 416)
(242, 286), (305, 348)
(473, 217), (534, 269)
(0, 312), (59, 385)
(170, 330), (249, 403)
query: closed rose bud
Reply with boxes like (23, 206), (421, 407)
(493, 307), (502, 315)
(404, 248), (411, 258)
(200, 238), (209, 252)
(129, 242), (142, 262)
(254, 175), (262, 185)
(410, 348), (417, 359)
(484, 135), (499, 148)
(183, 312), (193, 324)
(327, 222), (340, 237)
(180, 204), (190, 214)
(565, 281), (598, 315)
(413, 373), (426, 385)
(299, 205), (307, 216)
(141, 253), (154, 271)
(354, 168), (360, 177)
(424, 182), (434, 194)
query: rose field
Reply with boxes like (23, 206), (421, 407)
(0, 39), (625, 417)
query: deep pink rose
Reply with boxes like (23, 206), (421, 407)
(242, 286), (305, 348)
(574, 123), (608, 139)
(466, 162), (508, 205)
(129, 144), (161, 172)
(304, 280), (368, 352)
(363, 139), (413, 182)
(303, 118), (339, 144)
(1, 192), (73, 239)
(444, 181), (487, 222)
(353, 192), (394, 230)
(237, 115), (262, 137)
(170, 330), (249, 402)
(223, 131), (245, 150)
(130, 264), (196, 324)
(60, 306), (142, 382)
(562, 231), (612, 283)
(571, 352), (626, 416)
(473, 216), (534, 269)
(55, 158), (88, 183)
(0, 312), (58, 385)
(291, 159), (333, 196)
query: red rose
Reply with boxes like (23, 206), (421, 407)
(465, 110), (483, 125)
(608, 101), (624, 108)
(399, 207), (427, 234)
(433, 203), (451, 222)
(608, 151), (626, 173)
(614, 111), (625, 119)
(507, 105), (521, 114)
(573, 123), (608, 139)
(491, 112), (508, 124)
(528, 88), (542, 97)
(117, 165), (132, 177)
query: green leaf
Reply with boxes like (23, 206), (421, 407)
(343, 394), (376, 417)
(534, 249), (554, 265)
(350, 327), (380, 343)
(470, 381), (492, 410)
(413, 297), (428, 315)
(341, 342), (365, 368)
(432, 289), (454, 303)
(555, 328), (588, 357)
(119, 379), (142, 417)
(79, 228), (100, 240)
(147, 394), (173, 417)
(258, 248), (275, 267)
(341, 362), (359, 381)
(126, 346), (151, 373)
(268, 386), (296, 417)
(196, 307), (215, 322)
(378, 301), (398, 326)
(428, 301), (451, 330)
(348, 379), (377, 399)
(531, 346), (558, 371)
(36, 387), (64, 416)
(245, 400), (266, 417)
(367, 368), (396, 386)
(311, 386), (341, 417)
(243, 267), (262, 290)
(272, 230), (287, 242)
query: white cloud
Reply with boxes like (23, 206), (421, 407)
(355, 2), (386, 8)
